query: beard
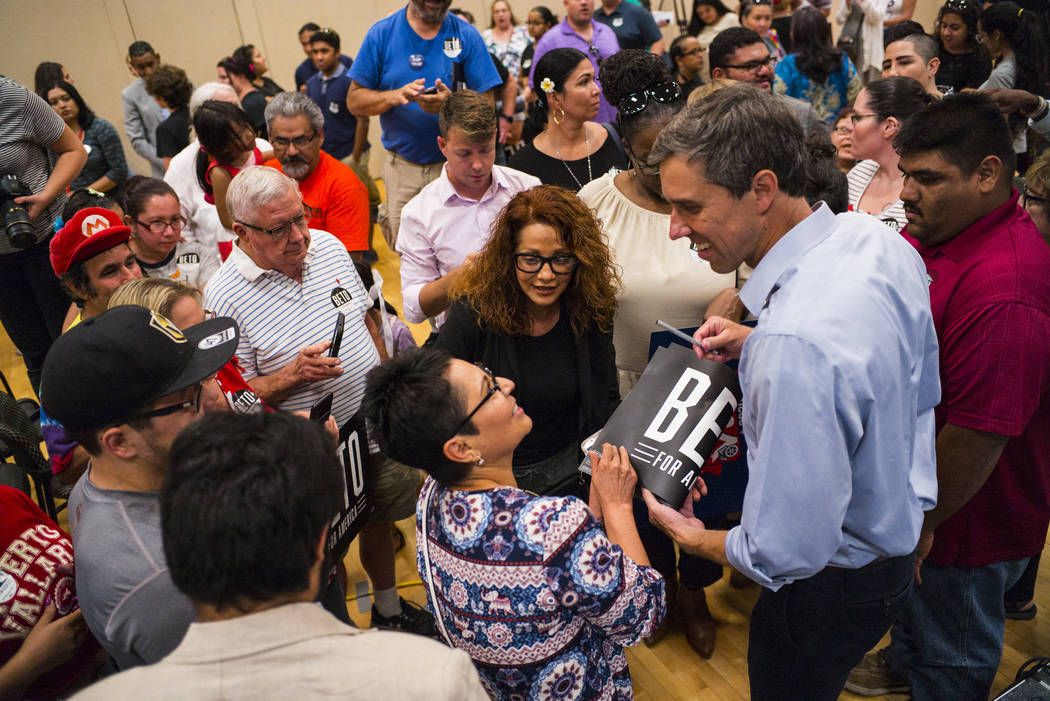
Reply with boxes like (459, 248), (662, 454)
(410, 0), (451, 24)
(281, 157), (311, 180)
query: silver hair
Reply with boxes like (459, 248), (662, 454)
(189, 82), (238, 117)
(226, 166), (301, 225)
(649, 84), (807, 198)
(264, 91), (325, 136)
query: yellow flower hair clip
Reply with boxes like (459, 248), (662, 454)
(540, 77), (555, 93)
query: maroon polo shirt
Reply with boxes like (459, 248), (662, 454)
(903, 189), (1050, 568)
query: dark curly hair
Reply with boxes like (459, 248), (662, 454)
(451, 185), (621, 337)
(144, 64), (193, 111)
(599, 49), (683, 140)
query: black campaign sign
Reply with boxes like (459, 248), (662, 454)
(594, 344), (742, 506)
(327, 411), (372, 559)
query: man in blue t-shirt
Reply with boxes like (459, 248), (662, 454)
(594, 0), (665, 53)
(294, 22), (353, 92)
(348, 0), (502, 247)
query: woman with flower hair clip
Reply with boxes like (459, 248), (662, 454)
(508, 48), (626, 191)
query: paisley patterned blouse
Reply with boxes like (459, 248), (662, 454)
(773, 52), (862, 124)
(416, 480), (666, 700)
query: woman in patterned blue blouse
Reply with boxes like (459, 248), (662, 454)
(364, 349), (666, 701)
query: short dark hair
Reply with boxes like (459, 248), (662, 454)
(299, 22), (321, 35)
(364, 349), (475, 487)
(144, 64), (193, 111)
(162, 412), (342, 611)
(33, 62), (64, 96)
(894, 91), (1016, 176)
(709, 27), (763, 71)
(40, 80), (94, 130)
(62, 188), (120, 222)
(123, 176), (178, 220)
(886, 32), (939, 63)
(650, 84), (807, 198)
(884, 20), (928, 46)
(128, 41), (155, 58)
(803, 133), (849, 213)
(310, 29), (341, 52)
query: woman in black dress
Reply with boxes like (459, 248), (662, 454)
(934, 0), (991, 93)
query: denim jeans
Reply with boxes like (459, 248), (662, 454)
(884, 556), (1031, 701)
(0, 237), (70, 395)
(747, 553), (915, 701)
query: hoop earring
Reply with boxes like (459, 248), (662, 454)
(552, 107), (565, 125)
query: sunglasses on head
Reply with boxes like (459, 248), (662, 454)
(618, 82), (682, 117)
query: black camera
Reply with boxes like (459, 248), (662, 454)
(1, 175), (36, 250)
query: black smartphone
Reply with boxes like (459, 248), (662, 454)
(421, 85), (438, 95)
(310, 392), (334, 423)
(328, 312), (345, 358)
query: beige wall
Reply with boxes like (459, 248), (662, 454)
(1, 0), (942, 177)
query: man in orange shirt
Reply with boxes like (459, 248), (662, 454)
(263, 92), (370, 259)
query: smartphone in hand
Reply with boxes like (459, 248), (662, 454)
(329, 312), (345, 358)
(310, 392), (334, 423)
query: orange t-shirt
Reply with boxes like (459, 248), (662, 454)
(264, 151), (369, 253)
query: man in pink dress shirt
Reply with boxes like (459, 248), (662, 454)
(396, 89), (540, 333)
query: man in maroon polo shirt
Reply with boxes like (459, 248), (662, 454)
(846, 93), (1050, 699)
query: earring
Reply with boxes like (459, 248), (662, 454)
(476, 456), (485, 467)
(552, 106), (565, 126)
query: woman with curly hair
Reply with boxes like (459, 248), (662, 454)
(935, 0), (991, 93)
(435, 185), (621, 496)
(774, 5), (861, 123)
(144, 64), (194, 169)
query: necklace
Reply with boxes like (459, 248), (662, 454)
(552, 125), (591, 190)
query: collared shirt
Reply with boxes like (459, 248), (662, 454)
(295, 54), (354, 91)
(593, 0), (663, 51)
(70, 602), (490, 700)
(203, 230), (377, 429)
(306, 62), (370, 161)
(350, 10), (502, 165)
(396, 164), (541, 327)
(725, 205), (939, 590)
(528, 19), (621, 123)
(904, 191), (1050, 568)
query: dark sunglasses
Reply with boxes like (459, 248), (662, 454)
(618, 82), (682, 117)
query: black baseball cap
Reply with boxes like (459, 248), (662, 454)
(41, 305), (239, 432)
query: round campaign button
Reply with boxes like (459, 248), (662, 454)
(409, 54), (424, 69)
(0, 571), (16, 606)
(613, 17), (624, 26)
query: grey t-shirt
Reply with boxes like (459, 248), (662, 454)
(0, 77), (66, 254)
(68, 467), (194, 669)
(138, 240), (220, 288)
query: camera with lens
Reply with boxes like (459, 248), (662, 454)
(1, 175), (37, 250)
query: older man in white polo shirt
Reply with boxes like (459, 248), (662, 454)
(203, 166), (434, 637)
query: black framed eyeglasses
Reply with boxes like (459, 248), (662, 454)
(723, 56), (777, 72)
(1023, 188), (1047, 209)
(451, 364), (502, 437)
(133, 215), (187, 235)
(236, 211), (308, 239)
(513, 253), (578, 274)
(127, 383), (202, 423)
(621, 134), (661, 176)
(270, 132), (318, 150)
(618, 82), (682, 117)
(849, 113), (879, 125)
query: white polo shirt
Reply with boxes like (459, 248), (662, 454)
(203, 229), (378, 428)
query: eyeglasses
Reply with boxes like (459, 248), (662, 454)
(1023, 188), (1047, 209)
(722, 56), (777, 72)
(622, 135), (661, 176)
(681, 47), (703, 57)
(849, 113), (880, 124)
(236, 211), (308, 239)
(133, 215), (186, 235)
(127, 383), (202, 423)
(834, 126), (852, 135)
(270, 132), (318, 150)
(450, 364), (503, 437)
(618, 82), (682, 117)
(513, 253), (579, 274)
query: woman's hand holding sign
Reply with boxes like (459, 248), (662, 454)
(589, 443), (652, 568)
(694, 316), (752, 362)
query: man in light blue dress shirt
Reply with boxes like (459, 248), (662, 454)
(643, 85), (940, 700)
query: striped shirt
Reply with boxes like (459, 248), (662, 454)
(203, 230), (378, 429)
(846, 159), (908, 233)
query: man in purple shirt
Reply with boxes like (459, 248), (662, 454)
(529, 0), (621, 123)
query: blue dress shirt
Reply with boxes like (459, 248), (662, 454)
(724, 204), (940, 590)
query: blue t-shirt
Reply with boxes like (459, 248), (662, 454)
(305, 62), (370, 161)
(349, 9), (502, 164)
(295, 54), (353, 91)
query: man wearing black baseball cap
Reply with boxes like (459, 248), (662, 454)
(40, 305), (239, 670)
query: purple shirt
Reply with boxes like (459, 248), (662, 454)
(528, 19), (621, 123)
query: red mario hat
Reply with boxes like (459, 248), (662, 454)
(50, 207), (131, 275)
